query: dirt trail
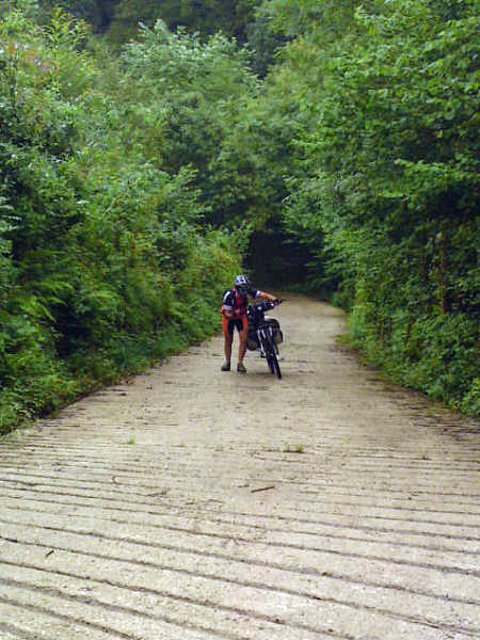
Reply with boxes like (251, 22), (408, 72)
(1, 294), (480, 640)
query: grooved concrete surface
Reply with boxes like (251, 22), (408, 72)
(1, 295), (480, 640)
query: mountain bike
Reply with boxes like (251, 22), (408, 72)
(246, 299), (284, 379)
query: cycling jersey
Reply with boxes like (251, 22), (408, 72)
(221, 287), (259, 319)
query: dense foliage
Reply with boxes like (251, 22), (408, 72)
(37, 0), (261, 44)
(1, 0), (480, 430)
(0, 7), (251, 433)
(108, 0), (259, 44)
(263, 0), (480, 414)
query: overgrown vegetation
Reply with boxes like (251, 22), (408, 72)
(263, 0), (480, 414)
(0, 6), (250, 433)
(1, 0), (480, 430)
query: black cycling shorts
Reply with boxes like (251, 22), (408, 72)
(223, 316), (248, 337)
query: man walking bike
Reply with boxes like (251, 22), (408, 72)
(221, 275), (278, 374)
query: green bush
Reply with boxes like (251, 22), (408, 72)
(0, 8), (244, 434)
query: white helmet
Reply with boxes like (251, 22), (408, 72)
(235, 274), (251, 292)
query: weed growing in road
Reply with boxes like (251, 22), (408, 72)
(284, 444), (305, 454)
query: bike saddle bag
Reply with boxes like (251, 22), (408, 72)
(265, 318), (283, 344)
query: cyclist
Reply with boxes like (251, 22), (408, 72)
(221, 275), (278, 374)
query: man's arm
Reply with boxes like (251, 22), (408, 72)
(257, 290), (277, 303)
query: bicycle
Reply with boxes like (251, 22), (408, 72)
(246, 299), (284, 379)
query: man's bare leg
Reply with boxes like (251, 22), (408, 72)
(237, 328), (248, 373)
(222, 330), (233, 371)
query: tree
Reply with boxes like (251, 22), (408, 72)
(108, 0), (260, 44)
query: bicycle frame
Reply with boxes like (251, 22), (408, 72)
(247, 301), (282, 379)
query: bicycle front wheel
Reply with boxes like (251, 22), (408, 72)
(270, 346), (282, 379)
(265, 335), (281, 379)
(266, 351), (275, 374)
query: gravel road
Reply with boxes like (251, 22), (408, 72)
(1, 294), (480, 640)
